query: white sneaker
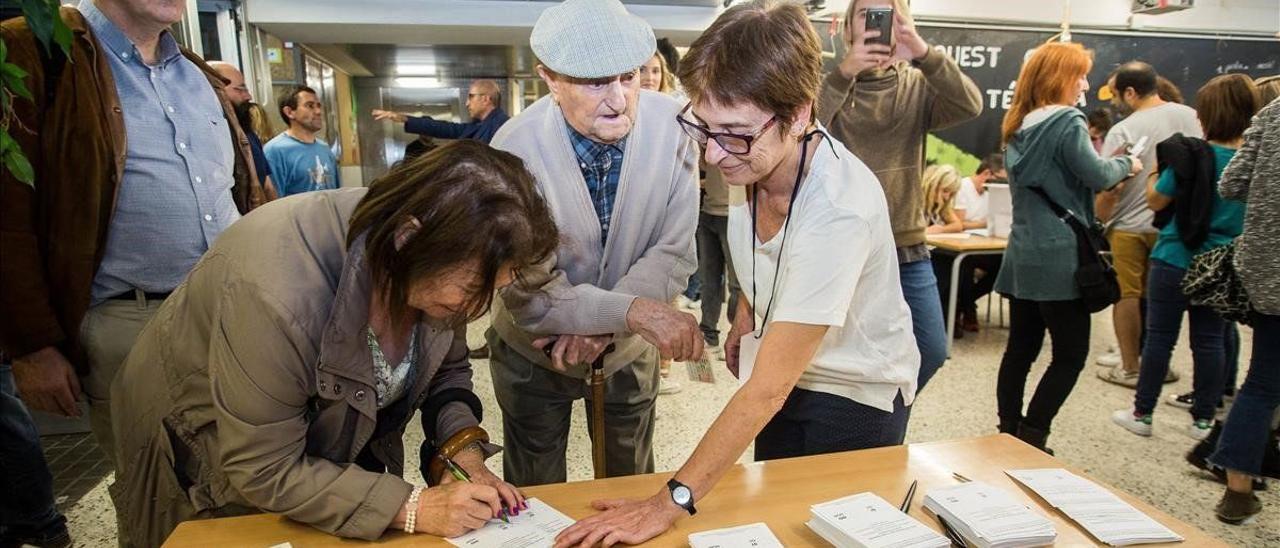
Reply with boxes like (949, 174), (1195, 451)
(1111, 409), (1153, 437)
(707, 345), (725, 361)
(1096, 351), (1122, 367)
(1186, 419), (1213, 441)
(658, 376), (682, 395)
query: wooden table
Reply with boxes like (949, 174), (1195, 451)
(926, 234), (1009, 356)
(164, 435), (1223, 547)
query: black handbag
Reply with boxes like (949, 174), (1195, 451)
(1028, 187), (1120, 313)
(1182, 242), (1253, 325)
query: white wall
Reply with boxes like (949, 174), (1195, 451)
(903, 0), (1279, 37)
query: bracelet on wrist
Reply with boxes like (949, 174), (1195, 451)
(404, 485), (424, 534)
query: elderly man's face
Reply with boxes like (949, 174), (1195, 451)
(540, 66), (641, 145)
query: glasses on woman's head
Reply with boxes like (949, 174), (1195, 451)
(675, 103), (778, 155)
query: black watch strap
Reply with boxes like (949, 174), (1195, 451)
(666, 478), (697, 516)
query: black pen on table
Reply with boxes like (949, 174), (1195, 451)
(440, 454), (511, 523)
(899, 479), (918, 512)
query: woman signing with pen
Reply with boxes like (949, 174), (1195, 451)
(109, 142), (547, 546)
(554, 1), (919, 546)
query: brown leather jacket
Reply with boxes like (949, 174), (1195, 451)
(0, 8), (269, 369)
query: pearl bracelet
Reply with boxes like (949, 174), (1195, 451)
(404, 485), (424, 534)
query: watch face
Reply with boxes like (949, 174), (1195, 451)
(673, 485), (692, 505)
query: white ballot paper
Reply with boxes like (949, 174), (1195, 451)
(689, 522), (784, 548)
(807, 492), (949, 548)
(1006, 469), (1183, 546)
(737, 333), (761, 386)
(446, 498), (573, 548)
(923, 481), (1056, 548)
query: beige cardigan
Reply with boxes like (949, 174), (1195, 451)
(490, 90), (700, 377)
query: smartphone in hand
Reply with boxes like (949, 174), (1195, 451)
(865, 7), (893, 46)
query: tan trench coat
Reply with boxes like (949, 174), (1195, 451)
(109, 188), (489, 546)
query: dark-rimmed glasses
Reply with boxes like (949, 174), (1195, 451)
(675, 103), (778, 155)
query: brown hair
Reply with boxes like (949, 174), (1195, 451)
(1157, 76), (1184, 104)
(1001, 42), (1093, 145)
(348, 140), (559, 327)
(1196, 74), (1262, 143)
(1254, 75), (1280, 106)
(677, 0), (822, 125)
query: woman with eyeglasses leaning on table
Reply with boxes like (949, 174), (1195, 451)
(552, 1), (919, 546)
(107, 141), (557, 547)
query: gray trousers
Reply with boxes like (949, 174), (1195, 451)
(79, 294), (163, 472)
(486, 329), (658, 487)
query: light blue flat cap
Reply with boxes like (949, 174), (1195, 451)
(531, 0), (657, 79)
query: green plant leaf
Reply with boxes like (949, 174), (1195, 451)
(17, 0), (69, 59)
(0, 130), (15, 155)
(2, 68), (33, 102)
(3, 146), (35, 185)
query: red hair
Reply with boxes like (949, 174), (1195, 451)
(1001, 42), (1094, 145)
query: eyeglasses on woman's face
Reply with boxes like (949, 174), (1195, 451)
(675, 103), (778, 155)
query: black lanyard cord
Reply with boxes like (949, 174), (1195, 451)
(749, 129), (825, 339)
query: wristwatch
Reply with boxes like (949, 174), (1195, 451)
(666, 478), (697, 516)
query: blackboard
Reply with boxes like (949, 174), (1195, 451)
(819, 22), (1280, 160)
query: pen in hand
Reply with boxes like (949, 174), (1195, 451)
(440, 454), (511, 524)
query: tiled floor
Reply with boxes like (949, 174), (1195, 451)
(50, 296), (1280, 546)
(40, 433), (111, 509)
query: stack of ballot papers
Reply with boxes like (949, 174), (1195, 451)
(1006, 469), (1183, 546)
(923, 482), (1057, 548)
(446, 498), (573, 548)
(806, 492), (949, 548)
(689, 522), (784, 548)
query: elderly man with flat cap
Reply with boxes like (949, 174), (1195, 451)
(488, 0), (702, 487)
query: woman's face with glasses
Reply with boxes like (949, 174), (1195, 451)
(678, 99), (791, 187)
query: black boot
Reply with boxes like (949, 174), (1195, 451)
(1016, 423), (1055, 455)
(998, 417), (1020, 435)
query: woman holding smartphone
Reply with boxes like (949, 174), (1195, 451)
(553, 2), (918, 546)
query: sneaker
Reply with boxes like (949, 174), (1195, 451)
(706, 345), (725, 361)
(658, 376), (682, 395)
(468, 343), (491, 359)
(1111, 409), (1153, 437)
(1215, 489), (1262, 525)
(675, 295), (700, 310)
(1187, 419), (1214, 441)
(1098, 366), (1139, 388)
(1167, 391), (1194, 409)
(1164, 368), (1180, 383)
(1095, 350), (1122, 367)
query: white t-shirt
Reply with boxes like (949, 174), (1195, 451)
(1102, 102), (1202, 233)
(955, 177), (988, 223)
(728, 132), (920, 412)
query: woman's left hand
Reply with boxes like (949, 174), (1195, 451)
(553, 493), (683, 548)
(891, 8), (930, 62)
(443, 448), (527, 517)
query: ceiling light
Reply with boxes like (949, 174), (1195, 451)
(395, 77), (441, 88)
(395, 64), (437, 75)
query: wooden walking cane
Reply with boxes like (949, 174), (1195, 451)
(589, 344), (615, 480)
(541, 339), (616, 480)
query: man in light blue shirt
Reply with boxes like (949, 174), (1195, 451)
(265, 86), (340, 196)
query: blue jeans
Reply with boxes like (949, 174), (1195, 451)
(900, 258), (948, 390)
(1134, 260), (1226, 421)
(0, 363), (67, 543)
(1210, 312), (1280, 476)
